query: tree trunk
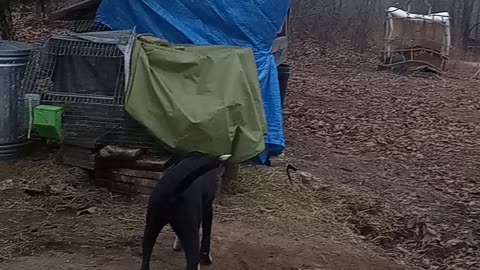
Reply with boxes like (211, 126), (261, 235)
(0, 0), (14, 40)
(461, 0), (475, 49)
(476, 2), (480, 40)
(351, 0), (374, 53)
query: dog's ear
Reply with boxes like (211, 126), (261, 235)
(218, 154), (232, 161)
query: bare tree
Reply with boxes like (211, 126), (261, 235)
(290, 0), (342, 41)
(351, 0), (378, 52)
(460, 0), (476, 48)
(288, 0), (480, 55)
(0, 0), (14, 40)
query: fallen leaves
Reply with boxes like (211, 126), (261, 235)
(0, 179), (14, 191)
(12, 4), (66, 44)
(285, 36), (480, 269)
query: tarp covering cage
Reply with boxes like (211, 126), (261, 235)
(96, 0), (291, 163)
(21, 29), (268, 163)
(382, 7), (451, 73)
(126, 36), (267, 163)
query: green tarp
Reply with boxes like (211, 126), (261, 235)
(125, 36), (267, 163)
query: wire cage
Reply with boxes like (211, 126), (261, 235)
(381, 7), (451, 73)
(19, 23), (165, 154)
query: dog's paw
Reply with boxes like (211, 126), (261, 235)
(199, 253), (213, 265)
(172, 237), (182, 251)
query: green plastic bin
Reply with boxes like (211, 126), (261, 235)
(33, 105), (63, 140)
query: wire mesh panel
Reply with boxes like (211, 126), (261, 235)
(20, 29), (165, 153)
(22, 38), (125, 105)
(46, 102), (163, 150)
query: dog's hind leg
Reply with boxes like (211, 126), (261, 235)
(173, 225), (204, 252)
(173, 235), (182, 251)
(140, 212), (167, 270)
(199, 201), (214, 265)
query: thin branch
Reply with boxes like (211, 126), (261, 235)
(467, 21), (480, 35)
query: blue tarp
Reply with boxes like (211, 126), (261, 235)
(96, 0), (290, 163)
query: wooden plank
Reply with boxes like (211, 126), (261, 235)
(98, 145), (144, 161)
(63, 146), (96, 162)
(62, 144), (96, 170)
(113, 181), (153, 195)
(95, 170), (159, 188)
(94, 179), (150, 203)
(95, 178), (153, 195)
(96, 158), (168, 171)
(113, 174), (158, 189)
(64, 144), (94, 153)
(111, 168), (163, 180)
(63, 138), (97, 149)
(63, 156), (95, 170)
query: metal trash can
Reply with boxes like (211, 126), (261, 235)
(0, 40), (33, 160)
(277, 64), (290, 108)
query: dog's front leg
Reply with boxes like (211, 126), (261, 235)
(199, 202), (214, 265)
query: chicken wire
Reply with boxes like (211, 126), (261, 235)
(22, 38), (126, 104)
(19, 27), (165, 152)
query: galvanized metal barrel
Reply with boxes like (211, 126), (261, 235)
(0, 40), (33, 160)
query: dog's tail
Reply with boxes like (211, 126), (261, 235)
(154, 152), (231, 198)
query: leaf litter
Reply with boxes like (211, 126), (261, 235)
(281, 36), (480, 269)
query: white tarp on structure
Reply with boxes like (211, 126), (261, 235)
(386, 7), (450, 24)
(383, 7), (451, 72)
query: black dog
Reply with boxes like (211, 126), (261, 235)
(171, 167), (225, 252)
(140, 152), (231, 270)
(160, 153), (225, 253)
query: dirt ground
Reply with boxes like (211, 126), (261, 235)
(1, 6), (480, 269)
(0, 158), (406, 270)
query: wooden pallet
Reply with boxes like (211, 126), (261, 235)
(61, 144), (97, 170)
(60, 143), (233, 202)
(94, 157), (167, 198)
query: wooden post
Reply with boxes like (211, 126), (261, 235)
(223, 163), (240, 182)
(219, 163), (240, 196)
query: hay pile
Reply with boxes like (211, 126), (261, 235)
(219, 162), (406, 253)
(0, 156), (403, 264)
(0, 158), (145, 261)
